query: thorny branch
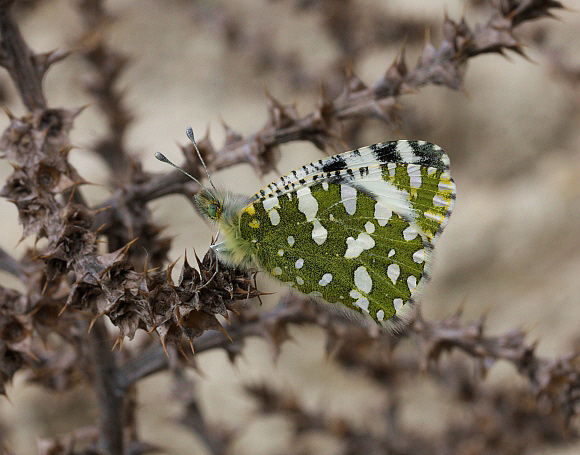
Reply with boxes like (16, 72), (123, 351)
(0, 0), (574, 453)
(87, 318), (124, 455)
(242, 375), (572, 455)
(116, 295), (580, 427)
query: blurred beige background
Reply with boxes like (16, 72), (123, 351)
(0, 0), (579, 453)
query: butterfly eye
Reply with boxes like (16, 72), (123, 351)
(208, 203), (218, 219)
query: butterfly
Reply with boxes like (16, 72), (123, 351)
(156, 128), (455, 330)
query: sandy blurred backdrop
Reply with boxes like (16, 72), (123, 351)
(0, 0), (579, 453)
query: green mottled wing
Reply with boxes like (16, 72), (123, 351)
(238, 141), (455, 326)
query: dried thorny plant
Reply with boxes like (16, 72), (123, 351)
(0, 0), (577, 454)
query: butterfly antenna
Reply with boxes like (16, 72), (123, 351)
(154, 151), (205, 188)
(186, 126), (218, 193)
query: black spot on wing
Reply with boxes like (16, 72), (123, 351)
(408, 141), (446, 170)
(322, 155), (347, 172)
(372, 142), (401, 163)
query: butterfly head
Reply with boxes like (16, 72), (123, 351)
(194, 188), (223, 221)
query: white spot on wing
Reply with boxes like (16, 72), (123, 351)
(296, 276), (304, 285)
(269, 209), (280, 226)
(433, 195), (447, 207)
(354, 266), (372, 293)
(344, 232), (375, 258)
(322, 182), (329, 191)
(295, 258), (304, 269)
(340, 184), (357, 215)
(387, 263), (400, 284)
(319, 273), (332, 286)
(263, 197), (280, 211)
(413, 249), (425, 263)
(376, 310), (385, 321)
(438, 180), (454, 191)
(311, 219), (328, 245)
(277, 249), (284, 256)
(297, 187), (318, 221)
(357, 297), (369, 312)
(349, 290), (369, 312)
(403, 225), (418, 241)
(394, 298), (403, 311)
(374, 203), (392, 227)
(272, 267), (282, 276)
(364, 221), (375, 234)
(287, 236), (295, 246)
(407, 275), (417, 292)
(388, 249), (395, 257)
(407, 163), (422, 188)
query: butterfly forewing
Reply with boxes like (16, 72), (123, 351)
(252, 140), (450, 199)
(238, 140), (455, 324)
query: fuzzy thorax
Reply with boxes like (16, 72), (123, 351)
(194, 188), (256, 269)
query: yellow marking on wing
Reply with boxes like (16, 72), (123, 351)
(438, 174), (454, 195)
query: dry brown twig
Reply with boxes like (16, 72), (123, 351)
(0, 0), (574, 453)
